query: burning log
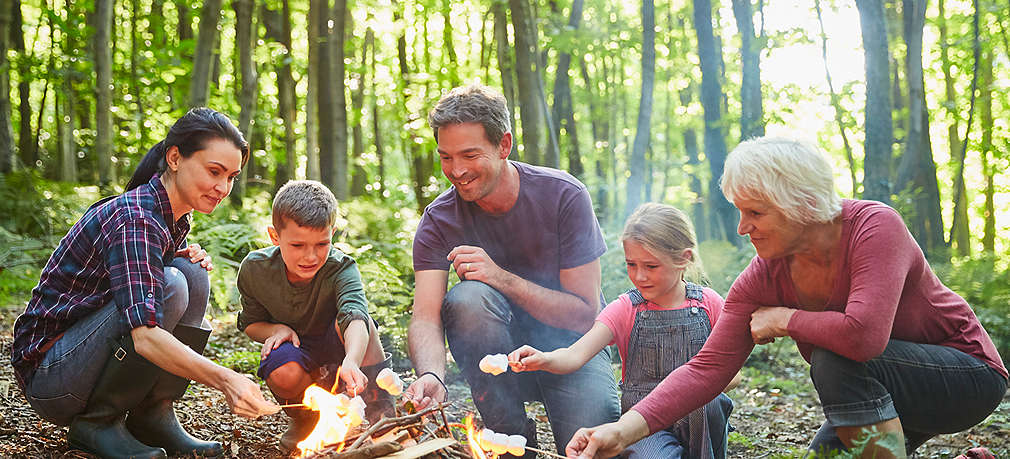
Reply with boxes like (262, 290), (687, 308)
(307, 440), (404, 459)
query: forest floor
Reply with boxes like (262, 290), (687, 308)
(0, 310), (1007, 459)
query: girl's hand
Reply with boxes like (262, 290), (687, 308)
(508, 345), (549, 372)
(340, 358), (367, 397)
(261, 325), (300, 359)
(176, 243), (213, 271)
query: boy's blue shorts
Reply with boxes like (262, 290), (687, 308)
(257, 323), (346, 381)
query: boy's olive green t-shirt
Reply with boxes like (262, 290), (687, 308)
(236, 245), (370, 337)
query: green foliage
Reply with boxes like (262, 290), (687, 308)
(933, 254), (1010, 362)
(214, 350), (260, 374)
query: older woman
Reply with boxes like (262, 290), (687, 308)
(12, 108), (278, 459)
(567, 137), (1007, 459)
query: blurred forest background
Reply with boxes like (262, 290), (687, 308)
(1, 0), (1009, 371)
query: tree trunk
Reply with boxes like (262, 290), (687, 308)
(732, 0), (764, 140)
(440, 0), (460, 87)
(693, 0), (737, 242)
(329, 0), (348, 199)
(315, 0), (336, 190)
(979, 20), (994, 253)
(938, 0), (969, 256)
(263, 0), (297, 189)
(509, 0), (543, 165)
(230, 0), (256, 206)
(552, 0), (583, 178)
(305, 0), (320, 180)
(13, 1), (30, 169)
(493, 0), (518, 159)
(60, 71), (77, 181)
(0, 0), (13, 173)
(626, 0), (655, 216)
(188, 0), (222, 108)
(367, 26), (383, 190)
(349, 8), (367, 197)
(855, 0), (893, 203)
(815, 0), (857, 196)
(93, 0), (114, 188)
(895, 0), (943, 258)
(579, 58), (608, 216)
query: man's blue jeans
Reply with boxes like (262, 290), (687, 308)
(441, 280), (621, 455)
(24, 257), (210, 426)
(808, 339), (1007, 455)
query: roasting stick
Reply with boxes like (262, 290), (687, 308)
(516, 446), (567, 459)
(277, 403), (308, 409)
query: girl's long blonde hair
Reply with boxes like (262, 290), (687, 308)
(622, 203), (706, 283)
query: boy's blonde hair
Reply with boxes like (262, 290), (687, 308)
(272, 180), (338, 231)
(622, 203), (705, 282)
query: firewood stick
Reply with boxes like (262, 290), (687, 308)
(277, 403), (307, 409)
(311, 440), (403, 459)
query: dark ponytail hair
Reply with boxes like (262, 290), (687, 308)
(125, 107), (250, 191)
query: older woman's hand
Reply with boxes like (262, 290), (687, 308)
(566, 411), (650, 458)
(750, 306), (795, 345)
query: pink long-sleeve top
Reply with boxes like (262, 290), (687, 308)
(631, 199), (1008, 434)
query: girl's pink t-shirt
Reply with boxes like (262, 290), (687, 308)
(596, 286), (726, 381)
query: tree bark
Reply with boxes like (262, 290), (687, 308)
(855, 0), (893, 203)
(14, 0), (30, 168)
(93, 0), (115, 188)
(693, 0), (738, 242)
(367, 26), (383, 191)
(263, 0), (297, 189)
(329, 0), (348, 199)
(0, 0), (13, 173)
(348, 8), (367, 197)
(305, 0), (320, 180)
(814, 0), (856, 196)
(60, 69), (77, 181)
(979, 42), (994, 253)
(509, 0), (543, 165)
(440, 0), (460, 87)
(493, 0), (518, 159)
(626, 0), (655, 217)
(895, 0), (943, 258)
(938, 0), (969, 256)
(579, 57), (608, 216)
(230, 0), (256, 206)
(732, 0), (764, 140)
(552, 0), (583, 178)
(188, 0), (223, 108)
(315, 0), (336, 190)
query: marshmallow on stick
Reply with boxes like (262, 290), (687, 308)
(506, 434), (528, 456)
(375, 367), (404, 396)
(479, 353), (509, 375)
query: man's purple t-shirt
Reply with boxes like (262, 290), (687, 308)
(413, 161), (607, 348)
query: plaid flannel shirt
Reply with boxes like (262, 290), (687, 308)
(11, 174), (189, 389)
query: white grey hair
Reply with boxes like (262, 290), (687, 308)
(720, 137), (842, 225)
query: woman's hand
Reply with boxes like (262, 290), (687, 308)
(508, 345), (550, 372)
(176, 243), (213, 271)
(339, 357), (367, 397)
(565, 411), (650, 458)
(750, 306), (795, 345)
(222, 372), (280, 418)
(261, 324), (300, 359)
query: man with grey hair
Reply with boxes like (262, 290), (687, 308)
(404, 84), (620, 458)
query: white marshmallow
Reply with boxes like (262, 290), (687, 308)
(489, 432), (509, 455)
(507, 434), (527, 456)
(479, 354), (509, 375)
(478, 428), (495, 452)
(376, 368), (403, 395)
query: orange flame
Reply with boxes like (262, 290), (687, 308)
(295, 384), (365, 458)
(464, 414), (490, 459)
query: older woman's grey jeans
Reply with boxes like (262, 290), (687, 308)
(24, 257), (210, 426)
(808, 339), (1007, 455)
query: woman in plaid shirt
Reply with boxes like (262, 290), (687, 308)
(12, 108), (279, 459)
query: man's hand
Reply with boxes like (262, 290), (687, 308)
(403, 373), (446, 411)
(261, 324), (300, 359)
(448, 245), (508, 286)
(750, 306), (794, 345)
(340, 357), (367, 397)
(176, 243), (213, 271)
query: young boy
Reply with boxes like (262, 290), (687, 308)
(237, 180), (393, 452)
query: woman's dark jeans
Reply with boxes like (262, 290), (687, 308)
(24, 257), (210, 425)
(808, 339), (1007, 455)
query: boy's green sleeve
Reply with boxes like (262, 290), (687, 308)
(236, 258), (272, 332)
(332, 260), (371, 335)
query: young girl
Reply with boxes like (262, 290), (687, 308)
(509, 203), (739, 459)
